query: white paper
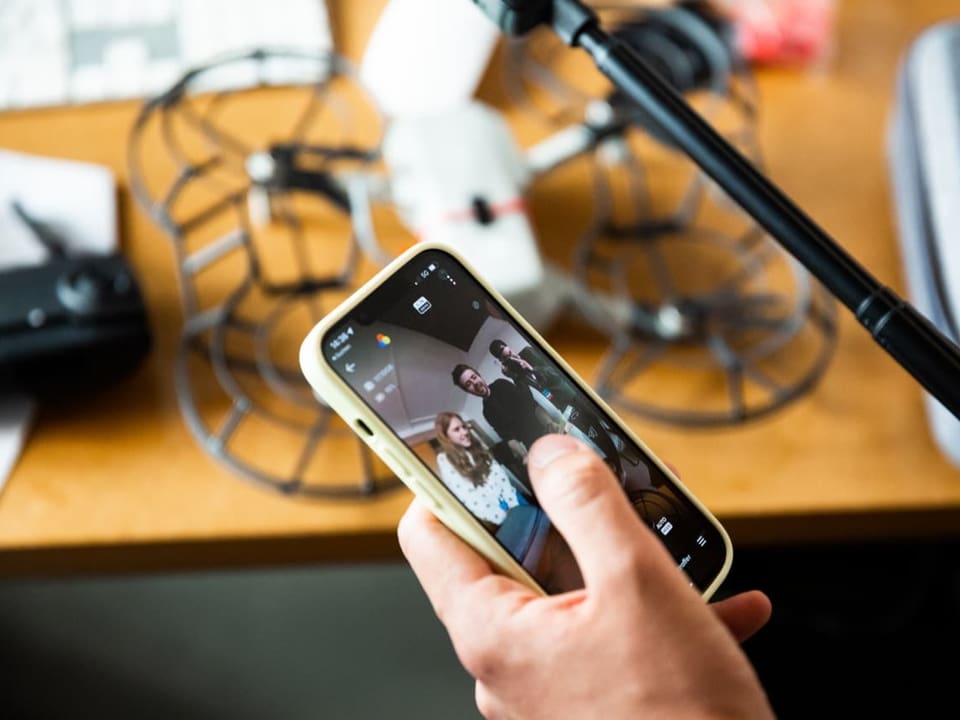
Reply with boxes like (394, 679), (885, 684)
(0, 149), (117, 270)
(0, 395), (35, 494)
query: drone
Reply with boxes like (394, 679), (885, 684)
(127, 0), (835, 497)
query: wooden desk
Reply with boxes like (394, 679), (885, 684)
(2, 0), (959, 577)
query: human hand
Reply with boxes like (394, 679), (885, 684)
(399, 434), (774, 720)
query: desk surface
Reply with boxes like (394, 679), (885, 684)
(2, 0), (959, 577)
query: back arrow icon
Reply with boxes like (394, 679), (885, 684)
(345, 363), (356, 373)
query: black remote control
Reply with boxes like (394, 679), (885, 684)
(0, 253), (151, 397)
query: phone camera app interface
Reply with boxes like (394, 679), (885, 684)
(324, 251), (725, 594)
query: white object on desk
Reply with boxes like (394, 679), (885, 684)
(0, 396), (34, 495)
(887, 20), (960, 467)
(382, 101), (561, 326)
(0, 149), (119, 490)
(0, 149), (117, 269)
(360, 0), (499, 117)
(0, 0), (332, 110)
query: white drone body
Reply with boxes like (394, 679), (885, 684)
(362, 0), (623, 330)
(384, 100), (583, 328)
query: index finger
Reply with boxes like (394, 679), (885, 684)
(397, 498), (528, 628)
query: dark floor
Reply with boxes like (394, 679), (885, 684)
(0, 563), (479, 719)
(722, 538), (960, 717)
(1, 538), (958, 719)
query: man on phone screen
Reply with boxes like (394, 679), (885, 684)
(451, 363), (557, 454)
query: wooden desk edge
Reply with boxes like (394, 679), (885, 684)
(0, 531), (404, 579)
(3, 506), (960, 579)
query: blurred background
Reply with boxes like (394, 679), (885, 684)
(2, 1), (960, 717)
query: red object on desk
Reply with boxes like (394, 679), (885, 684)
(724, 0), (836, 65)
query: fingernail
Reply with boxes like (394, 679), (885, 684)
(529, 434), (582, 470)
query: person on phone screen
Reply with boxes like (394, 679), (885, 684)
(451, 362), (625, 488)
(451, 364), (561, 453)
(399, 433), (776, 720)
(433, 411), (528, 527)
(433, 412), (578, 590)
(489, 338), (640, 469)
(489, 338), (578, 413)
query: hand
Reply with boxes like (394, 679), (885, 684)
(399, 434), (774, 720)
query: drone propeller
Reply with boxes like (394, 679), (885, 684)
(128, 48), (402, 497)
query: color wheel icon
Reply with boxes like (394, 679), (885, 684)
(376, 333), (391, 347)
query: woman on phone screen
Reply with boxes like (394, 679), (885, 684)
(434, 411), (579, 591)
(434, 411), (526, 528)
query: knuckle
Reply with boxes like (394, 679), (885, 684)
(442, 575), (516, 673)
(396, 510), (415, 555)
(454, 633), (502, 683)
(396, 501), (423, 557)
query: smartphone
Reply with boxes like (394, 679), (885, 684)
(300, 242), (732, 598)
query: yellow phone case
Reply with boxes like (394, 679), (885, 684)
(299, 240), (733, 599)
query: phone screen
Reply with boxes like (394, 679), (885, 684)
(321, 248), (727, 594)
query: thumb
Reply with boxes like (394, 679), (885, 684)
(528, 434), (670, 593)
